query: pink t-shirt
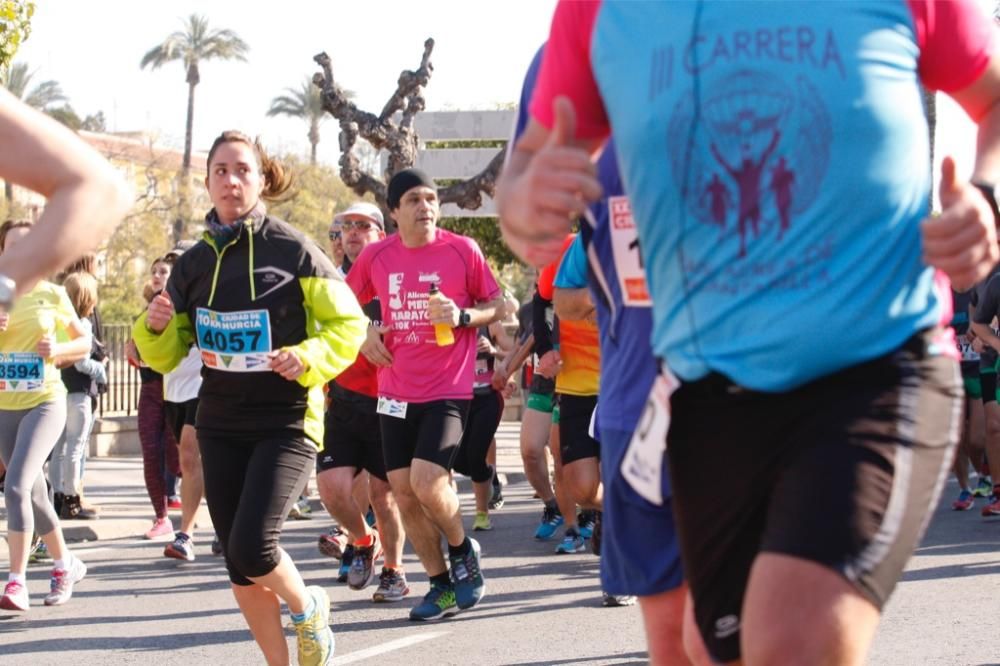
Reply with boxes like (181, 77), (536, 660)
(347, 229), (501, 403)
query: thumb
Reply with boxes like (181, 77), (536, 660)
(939, 155), (961, 207)
(376, 323), (391, 334)
(545, 96), (577, 148)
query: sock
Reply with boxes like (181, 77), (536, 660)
(429, 572), (450, 588)
(543, 498), (558, 511)
(177, 532), (191, 542)
(383, 564), (402, 572)
(8, 572), (25, 585)
(354, 532), (375, 548)
(290, 594), (316, 623)
(448, 537), (471, 558)
(54, 554), (73, 571)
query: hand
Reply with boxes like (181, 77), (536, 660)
(501, 378), (518, 400)
(477, 336), (494, 355)
(536, 349), (562, 379)
(428, 292), (460, 327)
(268, 348), (306, 381)
(922, 156), (999, 291)
(0, 313), (8, 332)
(36, 334), (56, 359)
(491, 369), (509, 391)
(145, 292), (175, 333)
(125, 339), (140, 368)
(973, 337), (986, 353)
(361, 323), (393, 367)
(497, 96), (602, 268)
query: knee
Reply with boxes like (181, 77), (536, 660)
(227, 528), (279, 579)
(317, 470), (354, 506)
(369, 477), (395, 508)
(411, 468), (448, 507)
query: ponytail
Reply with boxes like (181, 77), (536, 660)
(207, 131), (293, 202)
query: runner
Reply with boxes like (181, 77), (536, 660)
(968, 270), (1000, 516)
(496, 3), (1000, 662)
(347, 168), (503, 621)
(950, 288), (989, 510)
(134, 130), (367, 665)
(314, 201), (410, 602)
(0, 220), (92, 611)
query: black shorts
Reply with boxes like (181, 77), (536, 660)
(164, 398), (199, 442)
(557, 393), (600, 465)
(380, 399), (470, 473)
(318, 394), (386, 481)
(667, 329), (961, 663)
(453, 391), (504, 483)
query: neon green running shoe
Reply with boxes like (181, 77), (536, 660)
(293, 586), (335, 665)
(473, 511), (493, 531)
(409, 582), (458, 621)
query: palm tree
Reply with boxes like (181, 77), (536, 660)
(267, 78), (327, 165)
(140, 14), (249, 178)
(2, 62), (68, 201)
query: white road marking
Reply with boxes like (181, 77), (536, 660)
(331, 631), (449, 665)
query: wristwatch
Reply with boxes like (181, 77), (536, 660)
(458, 309), (472, 328)
(0, 274), (17, 313)
(972, 181), (1000, 226)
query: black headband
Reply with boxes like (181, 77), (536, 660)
(387, 168), (436, 210)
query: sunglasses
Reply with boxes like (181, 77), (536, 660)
(328, 230), (342, 241)
(341, 219), (376, 232)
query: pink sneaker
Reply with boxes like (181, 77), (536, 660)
(167, 497), (183, 510)
(145, 517), (173, 540)
(0, 580), (29, 611)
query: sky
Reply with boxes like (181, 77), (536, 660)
(16, 0), (556, 165)
(12, 0), (987, 211)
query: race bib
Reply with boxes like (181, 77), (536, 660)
(621, 371), (679, 505)
(0, 353), (44, 392)
(377, 396), (408, 419)
(959, 340), (980, 362)
(195, 307), (272, 373)
(609, 196), (651, 307)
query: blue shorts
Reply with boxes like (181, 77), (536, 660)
(599, 426), (684, 597)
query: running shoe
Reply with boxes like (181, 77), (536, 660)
(578, 511), (596, 540)
(602, 592), (637, 607)
(211, 535), (223, 556)
(293, 585), (335, 666)
(167, 497), (183, 510)
(44, 557), (87, 606)
(952, 489), (975, 511)
(348, 533), (382, 591)
(973, 476), (993, 497)
(0, 580), (28, 611)
(449, 537), (485, 610)
(473, 511), (493, 531)
(318, 526), (348, 559)
(373, 567), (410, 602)
(164, 533), (195, 561)
(489, 473), (504, 510)
(555, 528), (586, 554)
(144, 517), (173, 540)
(982, 496), (1000, 517)
(592, 510), (603, 556)
(408, 581), (458, 621)
(29, 540), (52, 564)
(288, 496), (313, 520)
(337, 545), (355, 583)
(534, 506), (564, 540)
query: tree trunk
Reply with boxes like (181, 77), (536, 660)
(4, 181), (11, 204)
(175, 77), (197, 244)
(183, 79), (196, 178)
(310, 140), (317, 165)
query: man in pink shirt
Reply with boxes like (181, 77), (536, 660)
(347, 168), (503, 621)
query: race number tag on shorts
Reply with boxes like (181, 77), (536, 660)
(609, 196), (651, 308)
(0, 352), (44, 392)
(621, 371), (679, 505)
(195, 307), (272, 372)
(959, 339), (980, 362)
(377, 397), (408, 419)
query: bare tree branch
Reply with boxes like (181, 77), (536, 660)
(313, 38), (498, 216)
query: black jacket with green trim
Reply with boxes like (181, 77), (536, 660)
(132, 211), (367, 447)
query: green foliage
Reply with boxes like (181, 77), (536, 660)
(425, 139), (507, 149)
(438, 215), (516, 266)
(266, 156), (360, 251)
(0, 1), (33, 73)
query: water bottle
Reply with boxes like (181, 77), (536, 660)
(428, 283), (454, 346)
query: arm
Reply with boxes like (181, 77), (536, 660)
(553, 287), (596, 322)
(132, 302), (196, 375)
(282, 276), (368, 387)
(43, 318), (92, 367)
(0, 89), (132, 294)
(970, 321), (1000, 352)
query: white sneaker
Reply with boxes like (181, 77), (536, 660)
(0, 580), (29, 611)
(44, 557), (87, 606)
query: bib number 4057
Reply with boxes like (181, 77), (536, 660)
(200, 328), (261, 353)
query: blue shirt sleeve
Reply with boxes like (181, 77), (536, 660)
(554, 234), (588, 289)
